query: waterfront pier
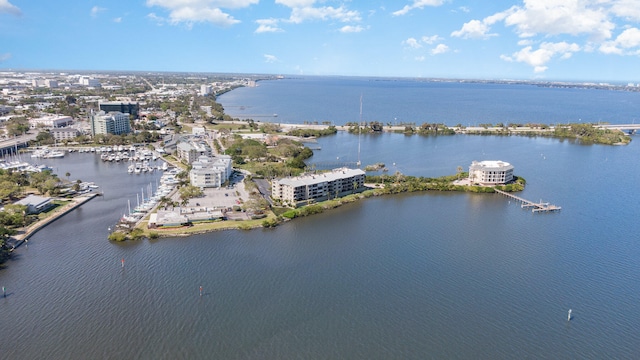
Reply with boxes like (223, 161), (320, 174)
(494, 189), (561, 213)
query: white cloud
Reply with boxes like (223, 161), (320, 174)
(276, 0), (315, 6)
(287, 5), (360, 24)
(0, 0), (21, 16)
(451, 19), (494, 39)
(91, 6), (106, 18)
(340, 25), (364, 33)
(392, 0), (445, 16)
(452, 1), (640, 72)
(0, 53), (11, 62)
(503, 1), (614, 41)
(113, 17), (122, 23)
(415, 56), (426, 62)
(255, 18), (283, 33)
(609, 0), (640, 22)
(502, 41), (580, 73)
(146, 0), (258, 27)
(421, 35), (442, 44)
(431, 44), (450, 55)
(613, 27), (640, 48)
(403, 35), (442, 49)
(599, 27), (640, 55)
(403, 37), (422, 49)
(270, 0), (362, 34)
(264, 54), (279, 63)
(454, 1), (619, 42)
(147, 12), (166, 25)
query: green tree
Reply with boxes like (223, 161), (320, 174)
(178, 185), (204, 205)
(0, 180), (21, 200)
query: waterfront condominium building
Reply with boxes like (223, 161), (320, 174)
(468, 160), (514, 185)
(272, 167), (366, 205)
(177, 141), (211, 164)
(90, 111), (131, 137)
(189, 155), (233, 188)
(50, 127), (80, 141)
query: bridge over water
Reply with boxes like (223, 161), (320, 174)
(598, 124), (640, 133)
(0, 134), (36, 157)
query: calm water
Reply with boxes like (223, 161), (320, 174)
(2, 81), (640, 359)
(219, 77), (640, 126)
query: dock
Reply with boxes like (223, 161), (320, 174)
(494, 189), (561, 213)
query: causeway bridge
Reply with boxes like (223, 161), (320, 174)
(598, 124), (640, 134)
(0, 133), (36, 156)
(494, 189), (561, 213)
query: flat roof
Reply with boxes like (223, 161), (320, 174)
(277, 168), (365, 188)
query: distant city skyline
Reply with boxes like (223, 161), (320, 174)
(2, 1), (640, 83)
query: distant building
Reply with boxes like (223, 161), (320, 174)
(79, 77), (100, 87)
(29, 115), (73, 129)
(191, 126), (206, 135)
(200, 85), (212, 96)
(45, 79), (58, 88)
(272, 168), (365, 205)
(0, 105), (12, 116)
(50, 127), (80, 141)
(99, 101), (139, 119)
(90, 111), (131, 137)
(189, 155), (233, 188)
(468, 160), (514, 185)
(32, 79), (46, 87)
(14, 194), (53, 214)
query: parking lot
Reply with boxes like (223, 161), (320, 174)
(172, 171), (251, 210)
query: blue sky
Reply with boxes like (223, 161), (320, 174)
(2, 0), (640, 82)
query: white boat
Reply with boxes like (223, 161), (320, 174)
(44, 150), (65, 158)
(127, 164), (134, 173)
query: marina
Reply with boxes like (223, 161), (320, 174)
(1, 77), (640, 358)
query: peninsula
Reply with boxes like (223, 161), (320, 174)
(0, 70), (624, 251)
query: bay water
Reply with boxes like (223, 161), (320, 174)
(1, 79), (639, 359)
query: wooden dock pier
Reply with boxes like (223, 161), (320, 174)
(494, 189), (561, 213)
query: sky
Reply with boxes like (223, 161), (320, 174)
(2, 0), (640, 82)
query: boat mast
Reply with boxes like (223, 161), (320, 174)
(357, 94), (362, 168)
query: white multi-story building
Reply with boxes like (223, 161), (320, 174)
(177, 141), (210, 164)
(468, 160), (514, 185)
(50, 127), (80, 141)
(29, 115), (73, 129)
(272, 168), (366, 205)
(189, 155), (233, 188)
(200, 85), (212, 96)
(90, 111), (131, 136)
(79, 76), (100, 87)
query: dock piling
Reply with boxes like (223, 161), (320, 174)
(494, 189), (561, 213)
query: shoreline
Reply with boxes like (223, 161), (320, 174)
(132, 174), (529, 239)
(231, 120), (632, 145)
(7, 193), (99, 250)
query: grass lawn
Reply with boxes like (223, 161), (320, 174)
(135, 212), (279, 237)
